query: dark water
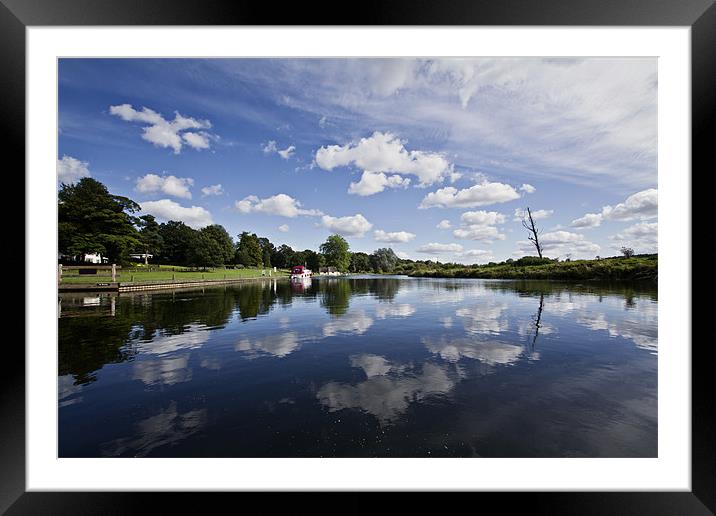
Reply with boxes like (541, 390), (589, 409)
(58, 276), (657, 457)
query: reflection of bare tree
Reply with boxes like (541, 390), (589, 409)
(529, 293), (545, 351)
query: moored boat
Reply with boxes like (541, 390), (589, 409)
(290, 265), (312, 279)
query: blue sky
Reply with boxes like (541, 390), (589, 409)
(58, 58), (658, 263)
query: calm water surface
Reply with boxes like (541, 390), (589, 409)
(58, 276), (657, 457)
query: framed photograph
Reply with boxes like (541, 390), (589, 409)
(7, 0), (711, 512)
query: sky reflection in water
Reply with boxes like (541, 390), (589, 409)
(58, 277), (657, 457)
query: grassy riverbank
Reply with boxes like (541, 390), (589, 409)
(407, 255), (657, 281)
(60, 265), (290, 284)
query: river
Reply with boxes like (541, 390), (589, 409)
(58, 276), (657, 457)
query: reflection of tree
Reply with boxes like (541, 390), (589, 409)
(58, 314), (140, 385)
(529, 293), (545, 351)
(319, 278), (352, 315)
(365, 278), (402, 301)
(59, 277), (406, 386)
(483, 279), (657, 304)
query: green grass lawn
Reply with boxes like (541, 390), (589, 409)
(60, 266), (289, 284)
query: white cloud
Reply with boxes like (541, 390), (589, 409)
(461, 249), (494, 260)
(571, 188), (657, 228)
(109, 104), (212, 154)
(315, 131), (453, 191)
(226, 58), (657, 190)
(182, 131), (211, 150)
(571, 212), (603, 228)
(520, 183), (536, 194)
(262, 140), (278, 153)
(420, 181), (521, 209)
(605, 188), (658, 221)
(452, 210), (506, 242)
(453, 225), (505, 242)
(610, 222), (658, 253)
(436, 219), (452, 229)
(201, 184), (224, 196)
(395, 251), (411, 260)
(417, 243), (464, 254)
(136, 174), (194, 199)
(517, 230), (600, 258)
(513, 208), (553, 222)
(263, 140), (295, 159)
(373, 230), (416, 243)
(460, 210), (505, 226)
(235, 193), (322, 218)
(277, 145), (296, 159)
(320, 214), (373, 237)
(278, 224), (290, 233)
(140, 199), (213, 229)
(347, 171), (410, 196)
(57, 155), (90, 183)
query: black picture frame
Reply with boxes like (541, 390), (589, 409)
(4, 0), (711, 512)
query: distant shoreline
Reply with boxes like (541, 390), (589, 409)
(405, 255), (657, 282)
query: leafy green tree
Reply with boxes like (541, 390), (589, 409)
(258, 237), (275, 268)
(137, 214), (163, 264)
(201, 224), (235, 265)
(157, 221), (198, 266)
(304, 249), (325, 271)
(272, 244), (295, 268)
(349, 252), (371, 273)
(58, 178), (142, 264)
(236, 232), (263, 267)
(292, 250), (308, 268)
(319, 234), (351, 271)
(191, 231), (224, 268)
(370, 248), (399, 273)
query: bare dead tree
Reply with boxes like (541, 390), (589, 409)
(521, 207), (544, 258)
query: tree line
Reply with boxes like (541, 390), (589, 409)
(58, 178), (410, 272)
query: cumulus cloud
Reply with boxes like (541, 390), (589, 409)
(417, 243), (464, 254)
(315, 131), (453, 192)
(453, 225), (505, 242)
(520, 183), (536, 194)
(571, 188), (657, 228)
(436, 219), (452, 229)
(140, 199), (213, 229)
(513, 208), (553, 222)
(348, 171), (411, 196)
(373, 230), (416, 243)
(461, 249), (494, 260)
(263, 140), (295, 159)
(135, 174), (194, 199)
(278, 224), (290, 233)
(235, 193), (322, 218)
(452, 210), (506, 242)
(182, 131), (211, 150)
(201, 184), (224, 196)
(517, 230), (600, 258)
(610, 222), (657, 253)
(57, 155), (90, 183)
(420, 181), (521, 209)
(320, 214), (373, 237)
(109, 104), (213, 154)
